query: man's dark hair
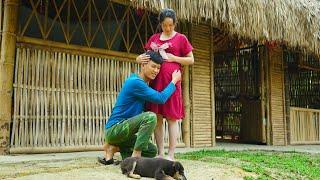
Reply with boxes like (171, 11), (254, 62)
(146, 51), (163, 64)
(159, 8), (177, 24)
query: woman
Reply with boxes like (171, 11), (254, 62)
(136, 8), (194, 161)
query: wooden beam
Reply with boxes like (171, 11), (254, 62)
(17, 36), (138, 62)
(10, 143), (186, 154)
(298, 64), (320, 72)
(0, 0), (19, 155)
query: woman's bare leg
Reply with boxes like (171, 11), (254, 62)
(167, 119), (179, 161)
(154, 114), (164, 157)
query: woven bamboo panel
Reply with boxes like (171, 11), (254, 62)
(289, 107), (320, 144)
(10, 44), (184, 153)
(10, 46), (136, 149)
(269, 50), (286, 145)
(191, 23), (213, 147)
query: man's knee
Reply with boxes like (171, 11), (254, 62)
(144, 111), (157, 125)
(141, 143), (157, 158)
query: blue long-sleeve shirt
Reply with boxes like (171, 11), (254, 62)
(105, 73), (176, 129)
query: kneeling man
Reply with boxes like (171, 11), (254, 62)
(98, 51), (181, 165)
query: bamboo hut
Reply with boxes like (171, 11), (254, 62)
(0, 0), (320, 154)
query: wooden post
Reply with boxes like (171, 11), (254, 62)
(267, 46), (287, 145)
(182, 65), (191, 147)
(260, 46), (267, 144)
(0, 0), (19, 154)
(210, 28), (215, 146)
(210, 55), (216, 146)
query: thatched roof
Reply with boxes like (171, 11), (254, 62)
(132, 0), (320, 56)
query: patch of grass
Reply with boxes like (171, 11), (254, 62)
(176, 150), (320, 179)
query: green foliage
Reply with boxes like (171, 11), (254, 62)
(176, 150), (320, 179)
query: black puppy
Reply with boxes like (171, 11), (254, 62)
(120, 157), (187, 180)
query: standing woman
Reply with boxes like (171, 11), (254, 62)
(136, 8), (194, 161)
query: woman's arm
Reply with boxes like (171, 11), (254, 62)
(166, 51), (194, 65)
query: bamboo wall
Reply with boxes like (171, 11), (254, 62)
(190, 23), (214, 147)
(268, 48), (287, 145)
(290, 107), (320, 144)
(10, 43), (184, 153)
(10, 45), (136, 150)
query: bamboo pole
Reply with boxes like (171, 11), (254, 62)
(52, 51), (57, 146)
(66, 53), (71, 146)
(44, 50), (50, 146)
(70, 54), (75, 146)
(281, 51), (287, 145)
(182, 65), (191, 147)
(210, 27), (215, 147)
(11, 46), (20, 148)
(260, 47), (267, 143)
(210, 53), (215, 146)
(266, 47), (272, 145)
(0, 0), (19, 154)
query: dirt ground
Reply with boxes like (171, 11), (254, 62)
(1, 156), (256, 180)
(3, 143), (320, 180)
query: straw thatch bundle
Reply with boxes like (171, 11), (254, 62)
(132, 0), (320, 56)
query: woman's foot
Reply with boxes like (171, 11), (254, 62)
(166, 155), (174, 161)
(155, 154), (165, 159)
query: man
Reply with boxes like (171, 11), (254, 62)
(98, 51), (181, 165)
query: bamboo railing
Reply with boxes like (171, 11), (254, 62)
(290, 107), (320, 144)
(10, 45), (184, 153)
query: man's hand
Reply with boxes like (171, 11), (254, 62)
(171, 70), (181, 84)
(136, 53), (150, 64)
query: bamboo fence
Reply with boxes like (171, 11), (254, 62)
(10, 45), (184, 153)
(290, 107), (320, 144)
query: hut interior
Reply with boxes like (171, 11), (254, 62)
(212, 30), (267, 144)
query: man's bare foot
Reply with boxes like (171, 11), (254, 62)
(98, 143), (120, 165)
(131, 150), (142, 158)
(104, 143), (120, 160)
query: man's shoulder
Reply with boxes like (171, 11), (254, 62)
(124, 74), (144, 86)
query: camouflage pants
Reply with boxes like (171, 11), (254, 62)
(105, 112), (157, 159)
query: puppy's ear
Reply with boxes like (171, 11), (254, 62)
(173, 162), (184, 172)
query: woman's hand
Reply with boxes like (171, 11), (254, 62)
(136, 53), (150, 64)
(165, 53), (177, 62)
(166, 52), (194, 65)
